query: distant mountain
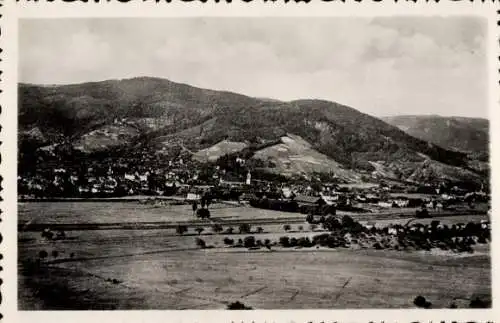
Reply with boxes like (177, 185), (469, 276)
(382, 115), (489, 155)
(19, 77), (486, 187)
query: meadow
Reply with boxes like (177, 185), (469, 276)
(18, 202), (490, 310)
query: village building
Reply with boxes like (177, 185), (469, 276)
(377, 201), (393, 208)
(393, 198), (410, 208)
(219, 173), (247, 188)
(186, 192), (201, 201)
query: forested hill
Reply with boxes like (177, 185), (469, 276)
(19, 77), (486, 186)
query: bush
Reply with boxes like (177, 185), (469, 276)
(41, 230), (54, 240)
(283, 224), (291, 232)
(279, 236), (290, 247)
(309, 224), (318, 232)
(325, 235), (343, 248)
(341, 215), (355, 228)
(196, 208), (211, 219)
(312, 233), (330, 246)
(51, 250), (59, 259)
(298, 225), (304, 232)
(264, 239), (271, 246)
(227, 301), (252, 310)
(212, 223), (224, 234)
(225, 227), (234, 234)
(223, 237), (234, 245)
(256, 227), (264, 234)
(321, 205), (337, 216)
(469, 296), (490, 308)
(56, 230), (66, 240)
(323, 215), (341, 231)
(196, 238), (206, 248)
(39, 250), (48, 260)
(289, 237), (298, 247)
(413, 296), (432, 309)
(195, 227), (205, 235)
(306, 214), (314, 224)
(239, 223), (251, 234)
(176, 225), (188, 235)
(297, 237), (312, 248)
(416, 208), (429, 218)
(244, 236), (256, 248)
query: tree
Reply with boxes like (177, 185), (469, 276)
(197, 208), (211, 219)
(56, 230), (66, 240)
(223, 237), (234, 245)
(341, 215), (355, 228)
(256, 227), (264, 234)
(279, 236), (290, 247)
(176, 225), (188, 235)
(39, 250), (48, 261)
(195, 227), (205, 235)
(192, 201), (198, 215)
(283, 224), (292, 232)
(306, 213), (315, 224)
(298, 225), (304, 232)
(470, 297), (489, 308)
(212, 223), (224, 234)
(239, 223), (251, 234)
(227, 301), (252, 310)
(226, 227), (234, 234)
(196, 238), (206, 248)
(244, 236), (256, 248)
(297, 237), (312, 247)
(323, 215), (341, 231)
(51, 250), (59, 259)
(413, 296), (432, 309)
(41, 229), (54, 240)
(416, 206), (429, 218)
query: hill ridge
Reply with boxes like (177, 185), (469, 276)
(18, 76), (487, 188)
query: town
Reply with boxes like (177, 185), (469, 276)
(19, 140), (489, 216)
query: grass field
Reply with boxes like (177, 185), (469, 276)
(18, 202), (491, 310)
(18, 202), (307, 225)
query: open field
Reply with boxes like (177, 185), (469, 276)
(18, 202), (491, 310)
(19, 202), (306, 225)
(19, 201), (486, 231)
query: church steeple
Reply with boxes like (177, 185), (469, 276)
(246, 171), (252, 185)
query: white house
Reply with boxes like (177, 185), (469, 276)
(186, 193), (201, 201)
(378, 201), (392, 208)
(393, 199), (410, 208)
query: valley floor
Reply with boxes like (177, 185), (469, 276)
(18, 202), (490, 310)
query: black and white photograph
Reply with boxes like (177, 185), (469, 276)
(16, 16), (492, 311)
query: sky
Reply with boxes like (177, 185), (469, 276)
(19, 17), (488, 118)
